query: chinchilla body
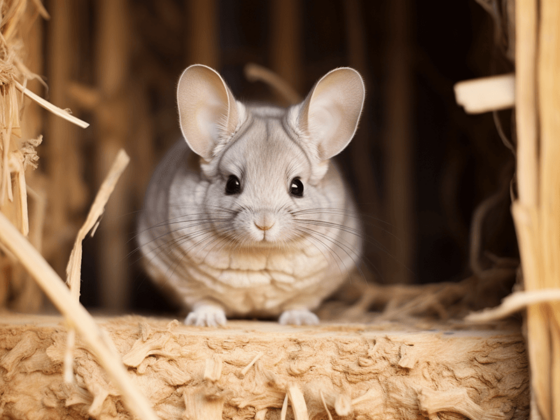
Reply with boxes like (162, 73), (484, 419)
(138, 65), (365, 326)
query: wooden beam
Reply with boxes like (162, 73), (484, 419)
(270, 0), (302, 102)
(385, 0), (414, 284)
(186, 0), (219, 68)
(343, 0), (383, 281)
(94, 0), (132, 312)
(45, 0), (87, 275)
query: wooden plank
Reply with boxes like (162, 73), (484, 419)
(385, 0), (414, 284)
(94, 0), (132, 312)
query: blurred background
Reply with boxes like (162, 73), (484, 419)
(17, 0), (516, 314)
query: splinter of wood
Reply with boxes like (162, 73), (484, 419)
(287, 385), (309, 420)
(204, 355), (223, 382)
(320, 391), (334, 420)
(240, 351), (263, 377)
(454, 73), (515, 114)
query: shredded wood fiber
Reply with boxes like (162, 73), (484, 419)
(0, 314), (529, 420)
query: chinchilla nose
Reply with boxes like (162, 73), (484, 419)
(254, 211), (275, 231)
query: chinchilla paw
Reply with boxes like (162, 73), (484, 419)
(185, 305), (227, 327)
(279, 309), (319, 326)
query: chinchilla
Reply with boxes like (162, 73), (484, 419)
(138, 64), (365, 327)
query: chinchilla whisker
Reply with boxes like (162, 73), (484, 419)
(294, 218), (394, 253)
(308, 228), (373, 284)
(135, 216), (230, 236)
(165, 232), (219, 281)
(299, 227), (348, 270)
(132, 234), (198, 269)
(165, 204), (238, 214)
(297, 225), (366, 280)
(132, 232), (212, 269)
(294, 218), (399, 262)
(297, 214), (400, 241)
(297, 213), (397, 237)
(297, 225), (380, 283)
(293, 209), (398, 236)
(166, 226), (239, 280)
(130, 220), (229, 251)
(161, 228), (223, 278)
(120, 206), (235, 220)
(294, 219), (368, 239)
(135, 227), (220, 264)
(132, 218), (228, 239)
(200, 231), (237, 263)
(296, 228), (344, 273)
(133, 211), (234, 235)
(293, 207), (393, 224)
(197, 227), (238, 255)
(298, 221), (361, 254)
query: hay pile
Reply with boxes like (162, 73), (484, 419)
(0, 0), (48, 311)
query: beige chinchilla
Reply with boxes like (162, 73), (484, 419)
(138, 64), (365, 327)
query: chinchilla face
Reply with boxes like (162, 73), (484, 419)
(176, 65), (365, 249)
(202, 111), (323, 246)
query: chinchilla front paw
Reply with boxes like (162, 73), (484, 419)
(185, 304), (227, 327)
(279, 309), (319, 326)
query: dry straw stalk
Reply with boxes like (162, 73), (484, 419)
(0, 211), (158, 420)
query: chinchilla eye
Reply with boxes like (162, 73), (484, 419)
(225, 175), (241, 195)
(290, 178), (304, 197)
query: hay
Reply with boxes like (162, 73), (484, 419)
(0, 0), (87, 310)
(1, 3), (155, 419)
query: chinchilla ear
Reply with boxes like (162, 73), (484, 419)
(298, 68), (365, 160)
(177, 64), (239, 160)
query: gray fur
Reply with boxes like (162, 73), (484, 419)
(138, 65), (365, 326)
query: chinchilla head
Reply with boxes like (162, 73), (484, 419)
(176, 64), (365, 247)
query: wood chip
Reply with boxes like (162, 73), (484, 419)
(454, 74), (515, 114)
(240, 351), (263, 377)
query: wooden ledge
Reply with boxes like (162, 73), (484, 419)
(0, 314), (529, 419)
